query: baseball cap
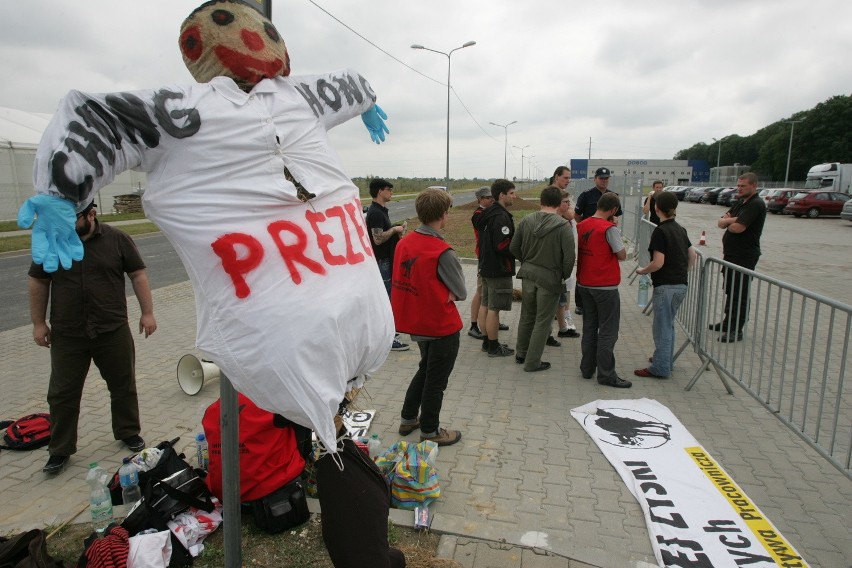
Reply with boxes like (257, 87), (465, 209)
(475, 187), (492, 199)
(594, 167), (611, 178)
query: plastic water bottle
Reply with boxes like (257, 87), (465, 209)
(119, 457), (142, 508)
(86, 462), (113, 534)
(637, 274), (651, 308)
(367, 433), (382, 459)
(196, 433), (209, 470)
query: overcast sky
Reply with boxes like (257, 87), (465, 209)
(2, 1), (850, 180)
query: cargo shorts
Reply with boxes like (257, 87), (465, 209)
(481, 276), (513, 312)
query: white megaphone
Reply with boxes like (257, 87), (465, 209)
(176, 354), (220, 395)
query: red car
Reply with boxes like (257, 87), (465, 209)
(765, 189), (798, 214)
(783, 190), (850, 218)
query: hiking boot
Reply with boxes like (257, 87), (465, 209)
(420, 428), (462, 447)
(398, 419), (420, 436)
(545, 336), (561, 347)
(488, 343), (515, 357)
(392, 339), (410, 351)
(123, 435), (146, 452)
(467, 326), (485, 339)
(43, 455), (69, 475)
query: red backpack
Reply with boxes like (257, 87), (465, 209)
(202, 394), (306, 502)
(0, 413), (51, 451)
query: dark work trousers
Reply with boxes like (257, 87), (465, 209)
(577, 286), (621, 383)
(722, 262), (756, 333)
(316, 439), (406, 568)
(400, 332), (460, 434)
(47, 323), (140, 456)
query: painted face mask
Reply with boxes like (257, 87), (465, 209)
(180, 0), (290, 90)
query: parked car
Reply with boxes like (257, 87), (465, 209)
(665, 186), (688, 201)
(841, 198), (852, 221)
(765, 189), (798, 214)
(705, 186), (728, 205)
(717, 187), (738, 206)
(426, 185), (448, 192)
(685, 187), (710, 202)
(783, 191), (850, 218)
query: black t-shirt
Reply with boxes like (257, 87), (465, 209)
(722, 194), (766, 265)
(646, 194), (661, 225)
(365, 201), (398, 262)
(648, 219), (691, 286)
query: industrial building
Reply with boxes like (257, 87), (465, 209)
(570, 159), (710, 185)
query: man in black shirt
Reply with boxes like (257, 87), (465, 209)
(366, 178), (409, 351)
(634, 191), (696, 378)
(643, 180), (664, 225)
(713, 172), (766, 342)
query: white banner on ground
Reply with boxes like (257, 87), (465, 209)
(571, 398), (808, 568)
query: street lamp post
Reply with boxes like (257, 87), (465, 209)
(784, 119), (804, 185)
(513, 144), (530, 184)
(712, 137), (722, 183)
(411, 40), (476, 192)
(490, 120), (517, 179)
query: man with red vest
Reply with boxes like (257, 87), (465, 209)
(391, 189), (466, 446)
(576, 193), (632, 388)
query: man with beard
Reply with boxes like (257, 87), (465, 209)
(28, 200), (157, 475)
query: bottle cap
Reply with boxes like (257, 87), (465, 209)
(371, 433), (379, 439)
(196, 433), (206, 441)
(123, 457), (131, 464)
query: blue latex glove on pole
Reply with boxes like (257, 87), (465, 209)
(17, 195), (84, 272)
(361, 104), (389, 144)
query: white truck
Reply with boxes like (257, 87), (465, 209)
(804, 162), (852, 194)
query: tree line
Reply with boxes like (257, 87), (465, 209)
(673, 94), (852, 181)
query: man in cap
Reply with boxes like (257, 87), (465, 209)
(29, 200), (157, 474)
(573, 167), (622, 315)
(467, 187), (495, 339)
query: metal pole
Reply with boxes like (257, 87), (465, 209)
(513, 145), (529, 184)
(712, 137), (721, 184)
(490, 121), (517, 179)
(411, 42), (476, 193)
(220, 373), (241, 568)
(784, 120), (803, 185)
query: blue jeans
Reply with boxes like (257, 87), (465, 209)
(648, 284), (687, 377)
(377, 258), (392, 297)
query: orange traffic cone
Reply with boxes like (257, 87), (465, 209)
(698, 230), (707, 246)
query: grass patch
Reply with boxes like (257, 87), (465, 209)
(0, 222), (160, 254)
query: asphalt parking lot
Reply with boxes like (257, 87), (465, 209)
(661, 199), (852, 306)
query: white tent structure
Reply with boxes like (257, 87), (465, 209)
(0, 106), (146, 220)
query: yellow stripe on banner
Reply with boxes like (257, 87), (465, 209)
(686, 446), (809, 567)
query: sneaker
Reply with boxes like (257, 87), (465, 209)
(634, 368), (665, 378)
(488, 343), (515, 357)
(574, 307), (583, 315)
(515, 355), (525, 364)
(43, 455), (69, 475)
(719, 331), (743, 343)
(392, 339), (410, 351)
(557, 329), (580, 338)
(545, 336), (561, 347)
(499, 323), (509, 331)
(467, 326), (485, 339)
(398, 419), (420, 436)
(420, 428), (462, 447)
(525, 362), (551, 372)
(123, 435), (146, 452)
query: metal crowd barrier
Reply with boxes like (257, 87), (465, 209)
(620, 201), (851, 477)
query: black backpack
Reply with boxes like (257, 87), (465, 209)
(0, 413), (51, 451)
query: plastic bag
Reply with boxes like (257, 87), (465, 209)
(128, 530), (171, 568)
(374, 440), (440, 509)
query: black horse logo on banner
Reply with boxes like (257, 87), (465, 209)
(584, 407), (672, 449)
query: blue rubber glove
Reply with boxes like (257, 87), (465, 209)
(17, 195), (83, 272)
(361, 104), (389, 144)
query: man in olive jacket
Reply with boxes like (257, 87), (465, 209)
(510, 186), (576, 372)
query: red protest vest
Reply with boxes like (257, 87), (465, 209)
(577, 216), (621, 287)
(202, 393), (305, 502)
(391, 231), (463, 337)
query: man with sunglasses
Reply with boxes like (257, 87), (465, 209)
(29, 200), (157, 475)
